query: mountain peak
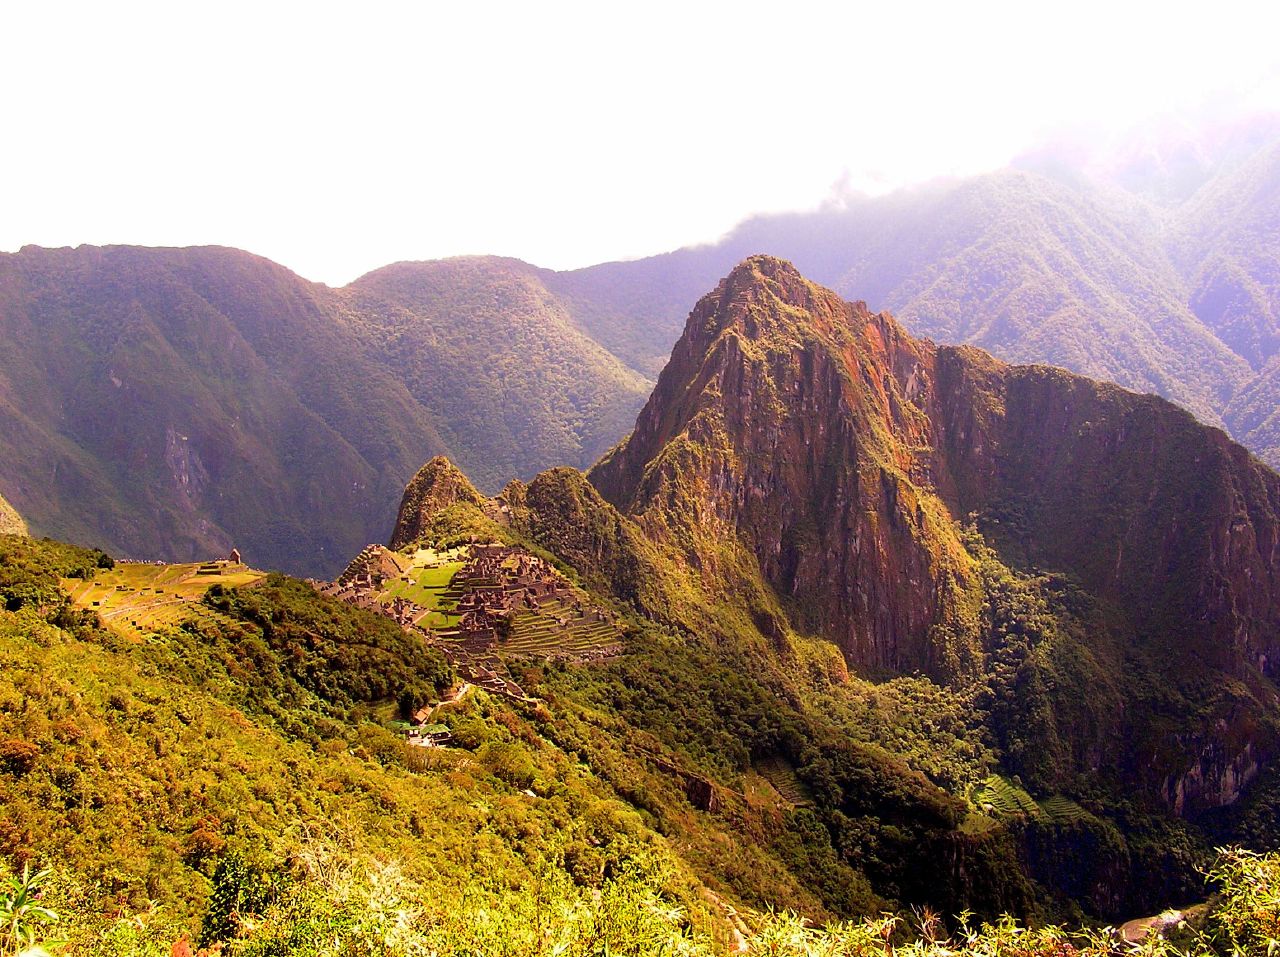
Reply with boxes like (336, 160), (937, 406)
(723, 253), (803, 285)
(593, 258), (1280, 712)
(390, 457), (484, 549)
(674, 255), (876, 360)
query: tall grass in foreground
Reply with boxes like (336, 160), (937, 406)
(5, 845), (1278, 956)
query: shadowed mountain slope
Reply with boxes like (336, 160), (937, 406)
(0, 247), (651, 575)
(589, 256), (1280, 814)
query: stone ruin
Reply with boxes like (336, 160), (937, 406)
(315, 541), (621, 710)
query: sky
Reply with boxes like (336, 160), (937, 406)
(4, 0), (1280, 286)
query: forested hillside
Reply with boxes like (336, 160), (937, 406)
(0, 247), (650, 576)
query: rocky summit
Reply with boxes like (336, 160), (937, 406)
(591, 256), (1280, 815)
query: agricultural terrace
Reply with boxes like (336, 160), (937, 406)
(62, 560), (264, 641)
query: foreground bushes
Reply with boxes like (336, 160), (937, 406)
(7, 845), (1278, 956)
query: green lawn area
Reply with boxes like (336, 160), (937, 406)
(420, 610), (462, 629)
(379, 561), (465, 609)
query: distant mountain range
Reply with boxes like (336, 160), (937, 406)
(0, 247), (650, 575)
(4, 124), (1280, 575)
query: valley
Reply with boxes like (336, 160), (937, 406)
(7, 131), (1280, 582)
(3, 257), (1280, 955)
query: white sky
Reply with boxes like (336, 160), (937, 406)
(3, 0), (1280, 285)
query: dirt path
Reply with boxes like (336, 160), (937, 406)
(427, 682), (474, 720)
(702, 888), (750, 953)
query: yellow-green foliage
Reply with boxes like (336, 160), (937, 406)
(0, 554), (716, 938)
(971, 775), (1041, 818)
(13, 846), (1280, 956)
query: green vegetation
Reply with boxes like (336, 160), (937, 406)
(380, 560), (465, 608)
(0, 246), (651, 577)
(200, 573), (453, 718)
(346, 257), (653, 494)
(61, 560), (261, 642)
(10, 844), (1280, 955)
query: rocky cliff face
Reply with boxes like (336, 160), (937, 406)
(591, 257), (982, 678)
(590, 255), (1280, 813)
(593, 257), (1280, 676)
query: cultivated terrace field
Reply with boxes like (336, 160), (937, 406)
(62, 560), (264, 642)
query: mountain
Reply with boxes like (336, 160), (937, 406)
(1174, 141), (1280, 459)
(9, 259), (1280, 951)
(8, 127), (1280, 577)
(0, 246), (650, 576)
(559, 128), (1280, 466)
(382, 258), (1280, 922)
(591, 256), (1280, 813)
(345, 256), (651, 491)
(0, 244), (448, 575)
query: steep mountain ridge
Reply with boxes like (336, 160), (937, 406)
(591, 257), (980, 678)
(589, 257), (1280, 815)
(558, 135), (1280, 466)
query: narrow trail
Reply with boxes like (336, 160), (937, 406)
(702, 888), (750, 953)
(428, 682), (474, 720)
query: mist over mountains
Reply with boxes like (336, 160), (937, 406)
(4, 120), (1280, 576)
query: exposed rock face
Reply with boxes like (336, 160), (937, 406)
(593, 257), (1280, 675)
(0, 492), (26, 536)
(590, 255), (1280, 813)
(592, 256), (981, 677)
(390, 457), (486, 549)
(933, 354), (1280, 684)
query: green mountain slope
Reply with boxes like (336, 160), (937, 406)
(1175, 140), (1280, 368)
(345, 256), (652, 492)
(4, 531), (1277, 955)
(0, 245), (449, 575)
(0, 247), (651, 576)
